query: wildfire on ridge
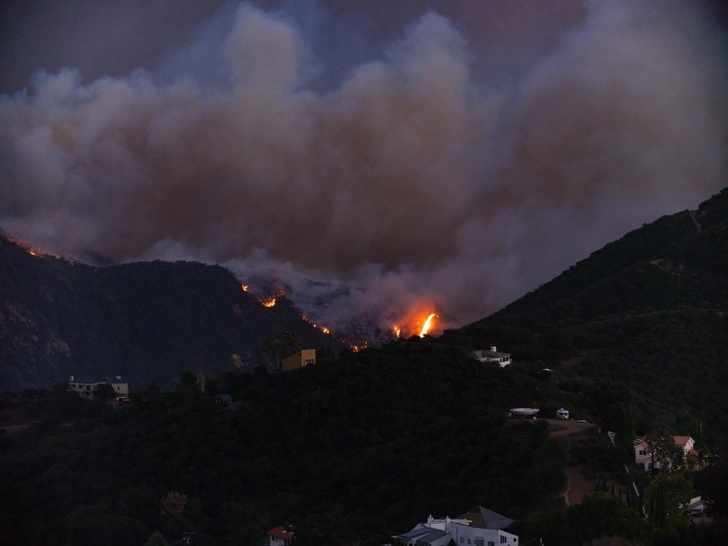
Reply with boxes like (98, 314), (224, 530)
(321, 327), (330, 334)
(262, 297), (276, 307)
(419, 313), (438, 338)
(393, 326), (401, 338)
(241, 284), (248, 292)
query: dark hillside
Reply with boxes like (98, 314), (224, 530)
(0, 236), (344, 391)
(453, 187), (728, 449)
(486, 187), (728, 329)
(0, 345), (567, 545)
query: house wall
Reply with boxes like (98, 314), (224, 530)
(282, 349), (316, 371)
(451, 523), (518, 546)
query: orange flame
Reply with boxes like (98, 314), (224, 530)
(419, 313), (438, 337)
(262, 298), (276, 307)
(28, 250), (37, 256)
(393, 326), (401, 338)
(321, 327), (330, 334)
(241, 284), (248, 291)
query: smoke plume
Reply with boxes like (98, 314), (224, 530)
(1, 0), (727, 336)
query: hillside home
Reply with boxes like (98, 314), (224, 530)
(67, 375), (129, 401)
(394, 508), (518, 546)
(634, 436), (696, 472)
(281, 349), (316, 371)
(263, 526), (295, 546)
(468, 347), (511, 367)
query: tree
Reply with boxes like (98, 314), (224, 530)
(160, 491), (187, 517)
(644, 430), (681, 477)
(175, 370), (200, 397)
(265, 331), (306, 372)
(644, 474), (692, 529)
(144, 530), (169, 546)
(93, 382), (116, 401)
(581, 378), (634, 445)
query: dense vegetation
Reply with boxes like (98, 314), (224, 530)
(455, 187), (728, 453)
(0, 235), (344, 392)
(1, 345), (569, 545)
(1, 187), (727, 545)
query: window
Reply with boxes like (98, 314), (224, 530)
(87, 385), (91, 391)
(475, 539), (484, 546)
(460, 539), (464, 543)
(500, 537), (507, 544)
(488, 542), (495, 546)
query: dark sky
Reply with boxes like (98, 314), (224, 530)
(1, 0), (727, 334)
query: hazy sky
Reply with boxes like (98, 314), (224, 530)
(1, 0), (727, 337)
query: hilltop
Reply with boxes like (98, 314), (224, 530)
(450, 186), (728, 450)
(0, 236), (344, 392)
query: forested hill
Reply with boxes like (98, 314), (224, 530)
(484, 186), (728, 329)
(0, 235), (344, 392)
(451, 186), (728, 451)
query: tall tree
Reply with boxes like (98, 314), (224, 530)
(265, 331), (306, 372)
(644, 430), (682, 477)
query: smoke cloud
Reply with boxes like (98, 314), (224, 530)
(1, 0), (727, 336)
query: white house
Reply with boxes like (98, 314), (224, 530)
(468, 347), (511, 367)
(67, 375), (129, 401)
(395, 508), (518, 546)
(634, 436), (695, 472)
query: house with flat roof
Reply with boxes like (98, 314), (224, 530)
(394, 508), (518, 546)
(468, 347), (511, 367)
(67, 375), (129, 401)
(281, 349), (316, 371)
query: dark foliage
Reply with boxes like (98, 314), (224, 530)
(0, 236), (345, 392)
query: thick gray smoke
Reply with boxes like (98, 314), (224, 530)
(1, 0), (727, 335)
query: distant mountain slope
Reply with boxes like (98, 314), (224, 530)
(456, 187), (728, 448)
(0, 236), (344, 391)
(485, 187), (728, 329)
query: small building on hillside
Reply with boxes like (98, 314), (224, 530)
(67, 376), (129, 401)
(394, 508), (518, 546)
(281, 349), (316, 371)
(468, 347), (511, 367)
(634, 436), (696, 472)
(264, 525), (295, 546)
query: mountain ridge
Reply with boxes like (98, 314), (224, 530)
(0, 236), (344, 392)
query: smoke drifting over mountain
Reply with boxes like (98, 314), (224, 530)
(1, 0), (727, 335)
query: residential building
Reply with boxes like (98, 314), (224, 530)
(468, 347), (511, 367)
(634, 436), (696, 472)
(281, 349), (316, 371)
(264, 526), (295, 546)
(394, 508), (518, 546)
(67, 375), (129, 401)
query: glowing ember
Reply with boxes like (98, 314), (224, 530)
(28, 250), (36, 256)
(321, 327), (330, 334)
(393, 326), (401, 338)
(419, 313), (438, 337)
(262, 298), (276, 307)
(241, 284), (248, 291)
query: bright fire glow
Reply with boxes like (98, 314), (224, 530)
(322, 327), (330, 334)
(28, 250), (37, 256)
(262, 298), (276, 307)
(419, 313), (438, 337)
(393, 326), (401, 338)
(241, 284), (248, 291)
